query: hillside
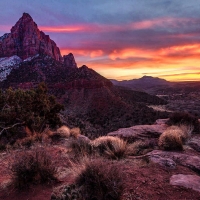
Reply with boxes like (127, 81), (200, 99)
(0, 55), (167, 137)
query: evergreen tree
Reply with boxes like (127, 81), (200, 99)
(0, 83), (64, 137)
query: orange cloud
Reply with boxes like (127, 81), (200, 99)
(40, 17), (200, 82)
(39, 17), (195, 34)
(40, 24), (122, 33)
(40, 25), (83, 32)
(61, 48), (104, 58)
(83, 43), (200, 81)
(109, 48), (155, 60)
(130, 17), (192, 30)
(90, 50), (103, 58)
(160, 73), (200, 82)
(159, 44), (200, 56)
(109, 43), (200, 64)
(61, 48), (89, 56)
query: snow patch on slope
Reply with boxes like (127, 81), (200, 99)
(23, 54), (39, 62)
(0, 33), (10, 42)
(0, 55), (22, 81)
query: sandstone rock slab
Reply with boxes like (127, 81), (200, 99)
(188, 136), (200, 152)
(108, 123), (168, 141)
(147, 150), (200, 172)
(170, 174), (200, 193)
(149, 154), (176, 169)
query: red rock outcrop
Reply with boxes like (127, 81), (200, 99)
(0, 13), (62, 61)
(63, 53), (77, 68)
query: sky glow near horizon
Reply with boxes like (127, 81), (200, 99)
(0, 0), (200, 81)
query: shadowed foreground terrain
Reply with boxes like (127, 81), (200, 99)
(0, 118), (200, 200)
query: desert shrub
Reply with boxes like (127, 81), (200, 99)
(126, 140), (156, 156)
(75, 159), (124, 200)
(0, 83), (64, 141)
(92, 136), (127, 159)
(10, 148), (57, 188)
(68, 138), (93, 159)
(13, 129), (52, 148)
(70, 127), (81, 138)
(13, 131), (44, 148)
(158, 126), (186, 151)
(51, 184), (82, 200)
(167, 112), (199, 132)
(0, 143), (6, 151)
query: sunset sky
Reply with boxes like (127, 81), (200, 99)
(0, 0), (200, 81)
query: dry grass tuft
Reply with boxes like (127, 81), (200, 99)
(70, 127), (81, 138)
(158, 126), (186, 151)
(14, 129), (51, 148)
(167, 112), (199, 132)
(75, 159), (124, 200)
(92, 136), (127, 160)
(10, 148), (57, 189)
(67, 138), (93, 160)
(55, 126), (71, 137)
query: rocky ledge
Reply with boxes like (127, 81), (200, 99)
(108, 119), (168, 141)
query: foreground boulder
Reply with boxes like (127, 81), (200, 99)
(149, 155), (176, 169)
(170, 174), (200, 192)
(188, 136), (200, 152)
(108, 119), (168, 141)
(147, 150), (200, 172)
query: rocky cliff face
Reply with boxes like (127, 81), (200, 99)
(0, 13), (62, 61)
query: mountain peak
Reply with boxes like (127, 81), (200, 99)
(140, 75), (167, 82)
(0, 13), (62, 61)
(11, 12), (35, 33)
(21, 12), (33, 20)
(141, 75), (153, 79)
(81, 65), (88, 69)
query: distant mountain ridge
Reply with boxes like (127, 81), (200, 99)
(111, 75), (169, 87)
(110, 76), (171, 93)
